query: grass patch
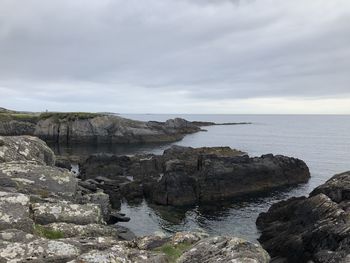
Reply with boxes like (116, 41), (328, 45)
(39, 112), (102, 121)
(0, 113), (40, 123)
(154, 242), (192, 262)
(34, 224), (64, 239)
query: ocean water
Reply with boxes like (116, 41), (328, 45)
(56, 114), (350, 241)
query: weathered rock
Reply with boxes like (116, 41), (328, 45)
(256, 171), (350, 263)
(39, 222), (131, 240)
(68, 242), (168, 263)
(0, 192), (33, 233)
(80, 145), (309, 207)
(32, 202), (104, 225)
(78, 191), (111, 222)
(0, 229), (36, 243)
(0, 120), (36, 137)
(0, 239), (80, 262)
(0, 162), (77, 198)
(0, 136), (55, 165)
(178, 236), (270, 263)
(150, 150), (310, 206)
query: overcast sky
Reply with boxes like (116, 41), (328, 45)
(0, 0), (349, 114)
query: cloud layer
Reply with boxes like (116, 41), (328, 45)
(0, 0), (349, 113)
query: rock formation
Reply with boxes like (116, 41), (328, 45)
(256, 171), (350, 263)
(0, 135), (270, 262)
(0, 111), (204, 144)
(80, 145), (310, 207)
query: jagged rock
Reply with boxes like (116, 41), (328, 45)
(62, 236), (121, 254)
(0, 162), (77, 198)
(0, 192), (33, 233)
(80, 146), (309, 207)
(0, 239), (80, 262)
(0, 135), (55, 165)
(78, 192), (111, 222)
(177, 236), (270, 263)
(32, 202), (104, 225)
(256, 171), (350, 263)
(0, 120), (36, 137)
(150, 150), (310, 206)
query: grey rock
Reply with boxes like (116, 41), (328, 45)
(178, 236), (270, 263)
(78, 192), (111, 222)
(0, 136), (55, 165)
(0, 229), (36, 243)
(0, 239), (80, 263)
(257, 171), (350, 263)
(68, 242), (168, 263)
(39, 222), (127, 239)
(0, 191), (33, 233)
(0, 162), (77, 198)
(32, 202), (103, 225)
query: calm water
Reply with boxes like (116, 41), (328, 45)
(55, 114), (350, 241)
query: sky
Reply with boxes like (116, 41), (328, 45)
(0, 0), (349, 114)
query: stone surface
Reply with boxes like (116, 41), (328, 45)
(80, 146), (310, 207)
(32, 202), (104, 225)
(40, 222), (129, 240)
(0, 162), (77, 198)
(178, 236), (270, 263)
(68, 242), (168, 263)
(0, 135), (55, 165)
(0, 192), (33, 233)
(256, 171), (350, 263)
(0, 239), (80, 263)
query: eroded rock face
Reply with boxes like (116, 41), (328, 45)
(256, 171), (350, 263)
(0, 135), (55, 165)
(81, 146), (310, 207)
(178, 236), (270, 263)
(32, 202), (104, 225)
(0, 162), (77, 198)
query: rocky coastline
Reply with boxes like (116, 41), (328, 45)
(0, 109), (250, 145)
(0, 122), (349, 261)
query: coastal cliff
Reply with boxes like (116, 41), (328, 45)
(0, 111), (202, 144)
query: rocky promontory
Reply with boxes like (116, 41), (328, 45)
(80, 145), (310, 207)
(256, 171), (350, 263)
(0, 109), (250, 145)
(0, 135), (270, 262)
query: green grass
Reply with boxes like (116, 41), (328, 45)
(0, 113), (40, 123)
(34, 224), (64, 239)
(154, 242), (193, 262)
(39, 112), (102, 121)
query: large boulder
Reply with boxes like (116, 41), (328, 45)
(0, 136), (55, 165)
(0, 162), (77, 198)
(0, 192), (33, 233)
(178, 236), (270, 263)
(256, 171), (350, 263)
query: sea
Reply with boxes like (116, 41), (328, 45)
(54, 114), (350, 241)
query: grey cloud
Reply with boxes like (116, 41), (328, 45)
(0, 0), (349, 112)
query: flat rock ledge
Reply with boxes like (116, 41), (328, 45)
(0, 135), (270, 262)
(256, 171), (350, 263)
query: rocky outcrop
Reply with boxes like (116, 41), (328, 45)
(178, 236), (270, 263)
(80, 145), (310, 207)
(0, 112), (204, 145)
(256, 171), (350, 263)
(0, 135), (55, 165)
